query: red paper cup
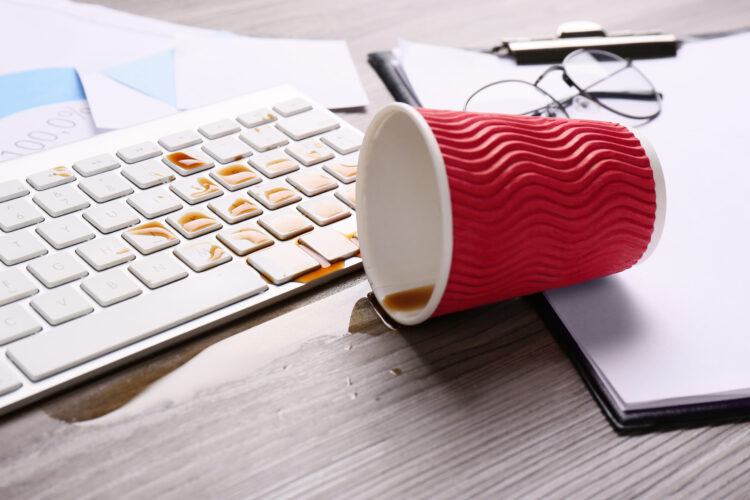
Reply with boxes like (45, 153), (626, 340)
(356, 104), (665, 325)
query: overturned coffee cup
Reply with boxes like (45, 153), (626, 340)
(356, 104), (665, 325)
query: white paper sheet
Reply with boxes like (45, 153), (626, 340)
(0, 0), (204, 131)
(174, 35), (369, 110)
(399, 33), (750, 409)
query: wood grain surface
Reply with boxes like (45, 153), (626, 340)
(2, 0), (750, 498)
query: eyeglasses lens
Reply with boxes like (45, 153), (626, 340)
(563, 49), (660, 119)
(465, 80), (568, 118)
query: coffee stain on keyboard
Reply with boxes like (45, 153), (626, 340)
(166, 152), (208, 170)
(296, 261), (346, 283)
(264, 187), (295, 204)
(298, 172), (333, 191)
(179, 212), (217, 233)
(53, 166), (72, 177)
(230, 228), (271, 244)
(329, 160), (357, 179)
(266, 158), (296, 172)
(127, 221), (177, 240)
(217, 165), (256, 185)
(310, 198), (346, 219)
(43, 274), (373, 424)
(208, 244), (224, 262)
(229, 198), (258, 217)
(189, 177), (220, 198)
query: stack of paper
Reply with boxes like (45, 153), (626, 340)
(0, 0), (367, 160)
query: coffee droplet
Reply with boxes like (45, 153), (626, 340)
(179, 212), (215, 232)
(381, 285), (434, 312)
(265, 187), (294, 204)
(166, 152), (207, 170)
(231, 228), (269, 244)
(266, 158), (296, 172)
(217, 165), (256, 185)
(229, 198), (257, 216)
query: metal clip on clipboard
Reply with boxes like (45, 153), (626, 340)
(493, 21), (679, 64)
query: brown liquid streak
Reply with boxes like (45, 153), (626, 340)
(167, 152), (207, 170)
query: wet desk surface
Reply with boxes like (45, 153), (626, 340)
(3, 0), (750, 497)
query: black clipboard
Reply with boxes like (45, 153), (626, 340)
(367, 48), (750, 432)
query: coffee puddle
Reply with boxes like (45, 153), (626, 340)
(47, 278), (390, 424)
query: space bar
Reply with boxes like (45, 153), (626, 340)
(7, 260), (268, 382)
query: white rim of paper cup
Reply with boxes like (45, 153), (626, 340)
(630, 127), (666, 264)
(356, 103), (453, 325)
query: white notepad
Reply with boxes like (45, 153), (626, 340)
(398, 31), (750, 412)
(544, 32), (750, 412)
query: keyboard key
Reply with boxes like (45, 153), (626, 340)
(158, 130), (202, 152)
(208, 195), (262, 224)
(122, 221), (179, 255)
(286, 169), (337, 196)
(170, 175), (223, 204)
(167, 209), (222, 239)
(299, 228), (359, 262)
(323, 153), (358, 184)
(72, 154), (120, 177)
(163, 149), (214, 176)
(240, 125), (289, 152)
(30, 286), (93, 325)
(174, 238), (232, 272)
(33, 185), (90, 217)
(249, 182), (302, 210)
(198, 118), (240, 139)
(0, 269), (38, 307)
(0, 362), (21, 396)
(201, 136), (253, 164)
(117, 141), (162, 164)
(36, 215), (95, 249)
(335, 185), (356, 210)
(259, 210), (313, 240)
(83, 201), (140, 234)
(76, 236), (135, 271)
(0, 180), (29, 203)
(248, 243), (319, 285)
(127, 188), (182, 218)
(210, 164), (261, 191)
(0, 230), (47, 265)
(276, 109), (340, 140)
(27, 252), (88, 288)
(248, 150), (299, 178)
(129, 253), (188, 289)
(285, 139), (334, 166)
(237, 108), (277, 127)
(0, 304), (41, 344)
(81, 269), (142, 307)
(321, 128), (362, 155)
(78, 172), (134, 203)
(297, 196), (351, 226)
(0, 198), (44, 232)
(273, 98), (312, 117)
(7, 260), (267, 381)
(27, 166), (76, 191)
(217, 225), (273, 255)
(122, 159), (176, 189)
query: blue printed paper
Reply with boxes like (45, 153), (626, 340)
(102, 50), (177, 107)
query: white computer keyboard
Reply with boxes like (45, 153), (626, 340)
(0, 85), (363, 415)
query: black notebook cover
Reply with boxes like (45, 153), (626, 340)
(367, 49), (750, 431)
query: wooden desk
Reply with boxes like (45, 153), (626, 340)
(2, 1), (749, 497)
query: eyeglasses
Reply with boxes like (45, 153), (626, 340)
(463, 49), (662, 120)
